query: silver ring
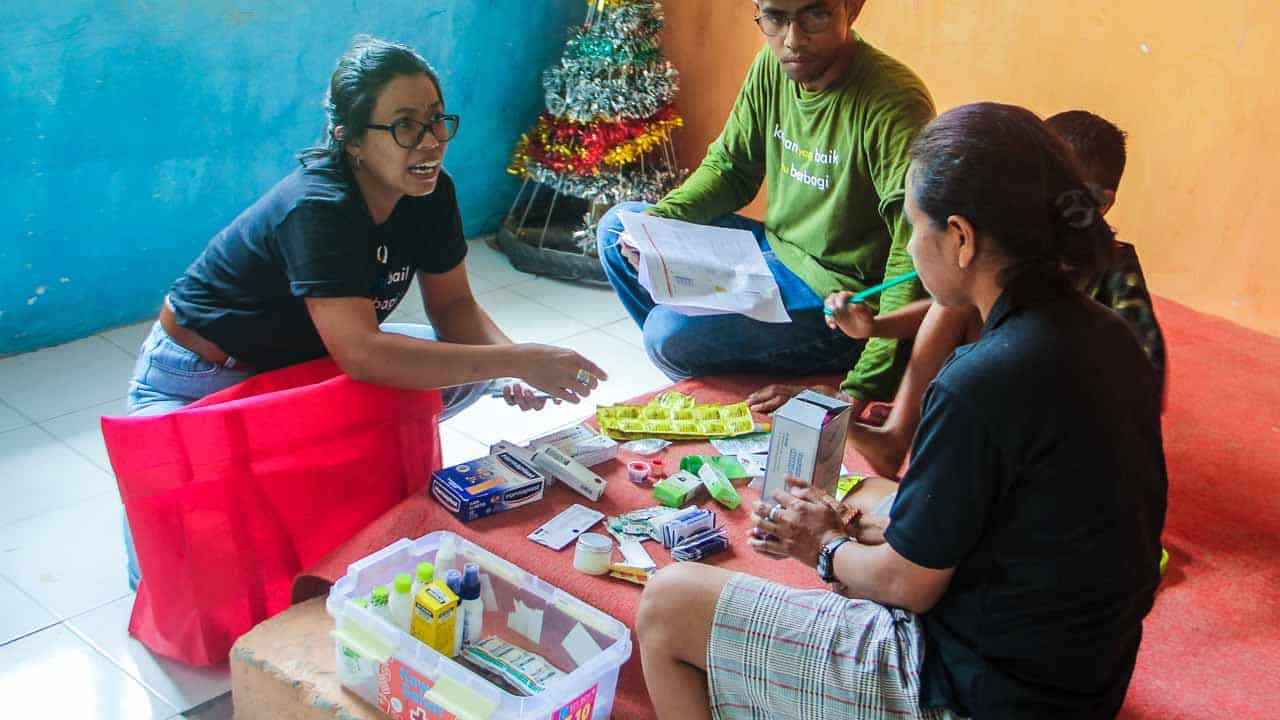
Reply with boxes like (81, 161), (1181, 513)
(575, 369), (591, 384)
(768, 505), (781, 523)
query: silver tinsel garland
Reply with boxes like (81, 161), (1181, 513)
(542, 1), (679, 122)
(524, 162), (684, 206)
(503, 1), (687, 264)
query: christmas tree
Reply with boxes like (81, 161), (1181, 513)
(503, 0), (685, 275)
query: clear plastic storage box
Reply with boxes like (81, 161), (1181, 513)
(326, 531), (632, 720)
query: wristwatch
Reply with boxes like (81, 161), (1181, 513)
(817, 536), (855, 583)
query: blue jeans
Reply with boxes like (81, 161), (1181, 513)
(597, 201), (864, 380)
(121, 320), (488, 589)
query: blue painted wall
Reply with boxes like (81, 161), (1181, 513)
(0, 0), (581, 354)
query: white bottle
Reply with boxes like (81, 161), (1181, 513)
(389, 573), (414, 633)
(460, 563), (484, 645)
(411, 562), (435, 601)
(445, 570), (464, 656)
(436, 536), (456, 575)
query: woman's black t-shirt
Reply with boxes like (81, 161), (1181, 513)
(885, 270), (1167, 719)
(168, 157), (466, 370)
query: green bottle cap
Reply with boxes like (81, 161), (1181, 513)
(416, 562), (435, 584)
(393, 573), (412, 594)
(370, 585), (389, 606)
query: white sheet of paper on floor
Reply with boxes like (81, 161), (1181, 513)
(507, 599), (544, 645)
(528, 504), (606, 550)
(619, 538), (656, 570)
(562, 622), (604, 668)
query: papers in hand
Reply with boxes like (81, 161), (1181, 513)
(617, 211), (792, 324)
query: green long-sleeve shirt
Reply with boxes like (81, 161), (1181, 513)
(653, 40), (934, 401)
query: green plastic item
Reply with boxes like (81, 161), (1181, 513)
(680, 454), (751, 482)
(698, 462), (741, 510)
(678, 455), (705, 475)
(393, 572), (412, 594)
(708, 455), (750, 481)
(370, 585), (390, 607)
(352, 597), (369, 609)
(416, 562), (435, 584)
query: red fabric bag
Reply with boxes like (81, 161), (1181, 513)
(101, 357), (443, 666)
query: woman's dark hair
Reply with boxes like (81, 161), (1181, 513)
(299, 35), (441, 165)
(908, 102), (1115, 283)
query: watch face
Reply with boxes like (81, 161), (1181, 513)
(818, 537), (846, 582)
(817, 548), (833, 582)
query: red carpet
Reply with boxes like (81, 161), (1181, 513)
(1117, 298), (1280, 719)
(297, 296), (1280, 719)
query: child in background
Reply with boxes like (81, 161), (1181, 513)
(827, 109), (1166, 479)
(1046, 110), (1166, 398)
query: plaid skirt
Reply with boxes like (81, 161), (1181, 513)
(707, 573), (960, 720)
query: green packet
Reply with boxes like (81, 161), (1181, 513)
(653, 471), (702, 508)
(695, 462), (741, 510)
(678, 454), (751, 482)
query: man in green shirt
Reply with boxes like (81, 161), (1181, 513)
(598, 0), (934, 414)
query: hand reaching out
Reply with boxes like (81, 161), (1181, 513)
(505, 344), (608, 411)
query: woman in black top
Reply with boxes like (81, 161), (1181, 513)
(127, 35), (605, 418)
(122, 36), (606, 587)
(636, 103), (1166, 720)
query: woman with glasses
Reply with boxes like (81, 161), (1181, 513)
(121, 36), (606, 587)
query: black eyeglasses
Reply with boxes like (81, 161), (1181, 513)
(366, 114), (460, 148)
(754, 6), (835, 36)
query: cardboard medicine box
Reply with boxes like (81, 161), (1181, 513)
(527, 423), (618, 468)
(761, 390), (851, 500)
(430, 446), (546, 522)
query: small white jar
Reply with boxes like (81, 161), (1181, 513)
(573, 533), (613, 575)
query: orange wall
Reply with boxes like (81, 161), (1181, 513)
(662, 1), (1280, 336)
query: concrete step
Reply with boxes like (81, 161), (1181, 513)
(230, 597), (379, 720)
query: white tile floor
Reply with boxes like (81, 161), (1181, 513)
(0, 237), (668, 718)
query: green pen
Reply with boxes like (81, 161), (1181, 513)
(823, 270), (919, 316)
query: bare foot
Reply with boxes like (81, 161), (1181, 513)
(848, 423), (909, 479)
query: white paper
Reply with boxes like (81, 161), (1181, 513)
(736, 453), (768, 478)
(618, 211), (791, 324)
(562, 623), (604, 668)
(619, 538), (657, 569)
(710, 432), (772, 456)
(508, 599), (544, 645)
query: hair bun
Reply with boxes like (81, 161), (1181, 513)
(1054, 187), (1099, 230)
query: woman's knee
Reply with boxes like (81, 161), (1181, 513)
(637, 563), (729, 655)
(639, 564), (700, 636)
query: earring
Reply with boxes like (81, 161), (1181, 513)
(354, 155), (364, 170)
